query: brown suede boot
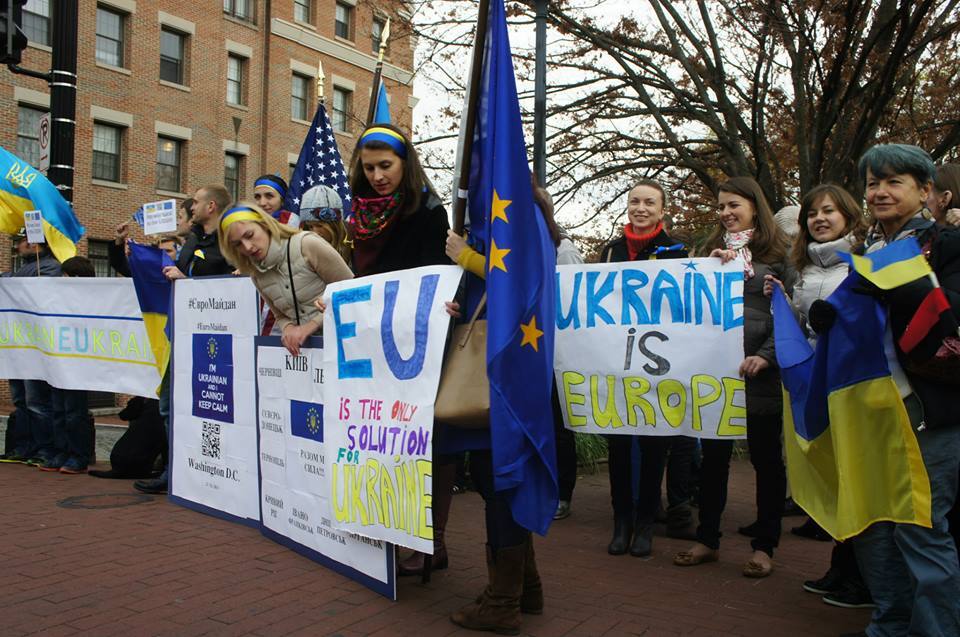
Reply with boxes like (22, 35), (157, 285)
(521, 537), (543, 614)
(451, 543), (525, 635)
(398, 462), (455, 576)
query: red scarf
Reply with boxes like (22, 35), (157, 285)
(624, 222), (663, 260)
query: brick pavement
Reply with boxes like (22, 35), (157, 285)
(0, 459), (869, 637)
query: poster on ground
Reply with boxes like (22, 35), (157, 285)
(554, 259), (747, 439)
(322, 265), (463, 553)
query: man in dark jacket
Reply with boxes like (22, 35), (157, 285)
(134, 185), (233, 494)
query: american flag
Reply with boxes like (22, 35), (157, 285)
(287, 102), (352, 217)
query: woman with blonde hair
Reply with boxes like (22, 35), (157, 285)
(218, 203), (353, 356)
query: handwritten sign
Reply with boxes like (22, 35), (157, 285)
(554, 259), (747, 439)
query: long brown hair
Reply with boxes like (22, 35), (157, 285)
(704, 177), (788, 263)
(791, 184), (867, 271)
(348, 123), (436, 218)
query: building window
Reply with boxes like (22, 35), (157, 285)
(227, 55), (245, 105)
(156, 137), (182, 192)
(334, 2), (352, 40)
(17, 105), (46, 167)
(92, 123), (122, 183)
(224, 154), (241, 202)
(223, 0), (254, 23)
(87, 240), (116, 277)
(95, 7), (124, 67)
(332, 87), (351, 133)
(289, 163), (297, 183)
(294, 0), (310, 23)
(23, 0), (50, 46)
(291, 74), (309, 121)
(371, 17), (386, 55)
(160, 28), (185, 85)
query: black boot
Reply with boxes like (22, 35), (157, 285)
(630, 519), (654, 557)
(607, 514), (633, 555)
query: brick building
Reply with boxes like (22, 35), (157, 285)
(0, 0), (414, 406)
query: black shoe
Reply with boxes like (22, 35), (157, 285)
(791, 518), (832, 542)
(737, 521), (760, 538)
(784, 496), (805, 516)
(823, 585), (875, 609)
(630, 523), (654, 557)
(134, 476), (168, 494)
(803, 567), (844, 595)
(607, 515), (633, 555)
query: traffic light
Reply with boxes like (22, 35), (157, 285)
(0, 0), (28, 65)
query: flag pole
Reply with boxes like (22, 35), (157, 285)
(316, 58), (325, 105)
(365, 18), (391, 126)
(451, 0), (491, 234)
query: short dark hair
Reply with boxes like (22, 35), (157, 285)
(199, 184), (231, 215)
(180, 198), (194, 219)
(62, 256), (96, 277)
(858, 144), (935, 187)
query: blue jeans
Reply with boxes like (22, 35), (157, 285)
(8, 379), (33, 455)
(854, 404), (960, 637)
(24, 380), (54, 457)
(50, 387), (89, 465)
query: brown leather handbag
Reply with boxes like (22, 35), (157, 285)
(434, 295), (489, 428)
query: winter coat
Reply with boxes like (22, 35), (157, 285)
(354, 193), (450, 276)
(11, 250), (61, 277)
(177, 225), (232, 278)
(599, 228), (688, 264)
(792, 236), (853, 340)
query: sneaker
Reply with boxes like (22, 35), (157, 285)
(553, 500), (571, 520)
(823, 585), (875, 609)
(0, 450), (28, 463)
(39, 453), (68, 472)
(26, 452), (53, 468)
(59, 457), (88, 475)
(803, 568), (844, 595)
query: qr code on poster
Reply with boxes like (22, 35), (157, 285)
(201, 422), (221, 459)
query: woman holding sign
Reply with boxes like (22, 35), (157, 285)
(217, 204), (353, 356)
(674, 177), (795, 578)
(347, 123), (455, 577)
(596, 180), (697, 560)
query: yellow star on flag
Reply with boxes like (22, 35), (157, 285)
(491, 190), (511, 225)
(519, 316), (544, 352)
(488, 238), (510, 273)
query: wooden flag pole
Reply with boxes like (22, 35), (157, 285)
(365, 18), (391, 127)
(451, 0), (491, 234)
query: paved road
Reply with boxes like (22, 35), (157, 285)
(0, 458), (868, 636)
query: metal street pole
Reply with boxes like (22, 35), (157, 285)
(533, 0), (547, 186)
(48, 0), (78, 203)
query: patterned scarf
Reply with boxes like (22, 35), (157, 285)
(623, 222), (663, 261)
(350, 192), (403, 241)
(724, 229), (755, 279)
(863, 210), (935, 254)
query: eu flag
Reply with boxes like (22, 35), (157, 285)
(290, 399), (324, 443)
(287, 103), (352, 218)
(127, 242), (175, 384)
(0, 146), (84, 261)
(467, 0), (558, 535)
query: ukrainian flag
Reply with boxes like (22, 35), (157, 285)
(127, 243), (174, 383)
(0, 146), (84, 261)
(773, 280), (931, 540)
(840, 237), (931, 289)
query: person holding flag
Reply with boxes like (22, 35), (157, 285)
(804, 144), (960, 637)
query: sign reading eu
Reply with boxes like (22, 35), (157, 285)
(192, 333), (234, 423)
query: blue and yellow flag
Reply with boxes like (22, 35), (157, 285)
(0, 146), (84, 261)
(467, 0), (558, 536)
(773, 277), (931, 540)
(840, 236), (932, 289)
(127, 243), (174, 383)
(373, 82), (391, 124)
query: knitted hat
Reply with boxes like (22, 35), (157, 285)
(299, 185), (344, 225)
(774, 206), (800, 238)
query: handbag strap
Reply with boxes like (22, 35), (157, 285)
(286, 236), (301, 326)
(457, 293), (486, 348)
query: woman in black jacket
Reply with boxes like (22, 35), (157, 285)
(598, 179), (697, 559)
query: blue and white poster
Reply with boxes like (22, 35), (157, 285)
(192, 333), (234, 423)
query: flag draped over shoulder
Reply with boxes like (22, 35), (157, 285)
(773, 270), (932, 541)
(467, 0), (558, 536)
(127, 243), (174, 382)
(0, 146), (84, 261)
(287, 103), (352, 219)
(373, 82), (391, 124)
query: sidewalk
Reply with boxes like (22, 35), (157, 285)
(0, 458), (869, 637)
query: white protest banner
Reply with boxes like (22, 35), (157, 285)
(0, 278), (161, 395)
(255, 337), (394, 598)
(23, 210), (44, 244)
(142, 199), (177, 235)
(554, 259), (747, 439)
(170, 276), (261, 523)
(322, 265), (463, 553)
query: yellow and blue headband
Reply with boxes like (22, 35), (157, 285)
(254, 177), (287, 200)
(220, 206), (262, 232)
(359, 127), (407, 158)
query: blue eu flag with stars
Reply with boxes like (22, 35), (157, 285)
(467, 0), (558, 536)
(287, 102), (352, 218)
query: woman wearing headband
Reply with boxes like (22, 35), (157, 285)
(254, 175), (300, 227)
(217, 203), (352, 357)
(348, 123), (455, 576)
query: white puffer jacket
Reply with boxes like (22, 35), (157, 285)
(791, 235), (854, 340)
